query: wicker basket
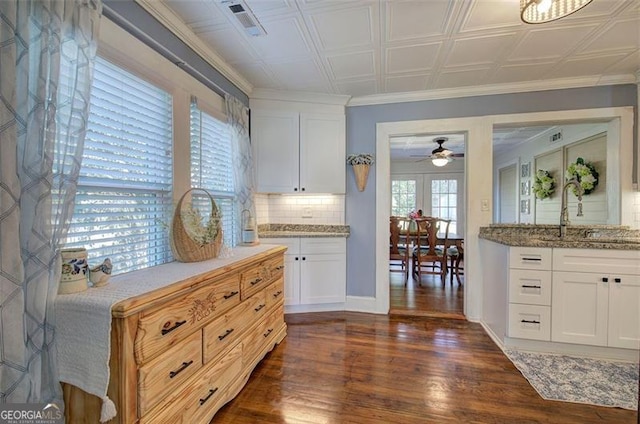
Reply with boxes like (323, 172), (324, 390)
(170, 188), (223, 262)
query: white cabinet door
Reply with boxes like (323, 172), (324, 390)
(551, 271), (609, 346)
(299, 113), (345, 193)
(266, 238), (301, 306)
(252, 110), (299, 193)
(300, 253), (346, 304)
(608, 274), (640, 349)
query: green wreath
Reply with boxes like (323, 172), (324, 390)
(532, 169), (556, 200)
(565, 157), (599, 196)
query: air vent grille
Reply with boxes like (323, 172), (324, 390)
(222, 0), (267, 37)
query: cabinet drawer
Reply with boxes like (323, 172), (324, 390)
(141, 343), (243, 424)
(266, 278), (285, 310)
(138, 330), (203, 416)
(509, 247), (551, 270)
(508, 269), (552, 306)
(301, 238), (346, 254)
(203, 292), (266, 363)
(508, 304), (551, 341)
(243, 304), (285, 368)
(135, 275), (240, 364)
(241, 255), (284, 300)
(553, 248), (640, 275)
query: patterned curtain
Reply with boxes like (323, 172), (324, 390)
(0, 0), (101, 404)
(225, 94), (258, 243)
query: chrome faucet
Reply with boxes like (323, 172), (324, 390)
(559, 178), (584, 238)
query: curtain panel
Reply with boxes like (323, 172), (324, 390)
(0, 0), (101, 405)
(225, 94), (258, 244)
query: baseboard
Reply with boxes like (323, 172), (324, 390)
(503, 337), (640, 362)
(345, 296), (381, 314)
(480, 321), (506, 351)
(284, 303), (345, 314)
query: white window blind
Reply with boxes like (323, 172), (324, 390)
(65, 57), (173, 274)
(190, 100), (237, 247)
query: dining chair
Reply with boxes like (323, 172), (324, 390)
(447, 240), (464, 285)
(390, 216), (411, 282)
(412, 217), (450, 284)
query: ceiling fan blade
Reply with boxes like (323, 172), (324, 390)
(451, 153), (464, 157)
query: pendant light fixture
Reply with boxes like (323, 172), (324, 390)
(520, 0), (593, 24)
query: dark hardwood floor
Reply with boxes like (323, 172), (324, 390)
(390, 267), (464, 319)
(213, 312), (636, 423)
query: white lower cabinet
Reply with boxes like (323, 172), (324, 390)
(507, 247), (552, 341)
(551, 249), (640, 349)
(267, 237), (346, 307)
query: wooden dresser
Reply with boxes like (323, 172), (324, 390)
(63, 246), (287, 423)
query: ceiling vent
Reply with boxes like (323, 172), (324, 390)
(221, 0), (267, 37)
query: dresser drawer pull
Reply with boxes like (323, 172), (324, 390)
(169, 360), (193, 379)
(161, 320), (187, 336)
(263, 328), (273, 338)
(223, 291), (239, 300)
(520, 319), (540, 324)
(250, 277), (263, 286)
(199, 388), (219, 406)
(521, 285), (541, 289)
(275, 265), (285, 271)
(521, 257), (542, 262)
(273, 290), (283, 298)
(218, 328), (234, 340)
(254, 304), (266, 312)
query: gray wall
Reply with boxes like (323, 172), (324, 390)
(345, 85), (638, 297)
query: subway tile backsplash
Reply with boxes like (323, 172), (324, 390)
(255, 194), (345, 225)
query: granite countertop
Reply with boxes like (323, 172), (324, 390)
(258, 224), (350, 238)
(479, 224), (640, 251)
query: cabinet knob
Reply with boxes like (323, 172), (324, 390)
(301, 187), (306, 191)
(302, 257), (306, 261)
(294, 187), (298, 192)
(602, 277), (608, 282)
(295, 257), (299, 261)
(614, 278), (621, 283)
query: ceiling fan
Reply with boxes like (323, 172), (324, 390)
(411, 137), (464, 166)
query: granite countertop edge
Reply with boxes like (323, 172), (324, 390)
(479, 225), (640, 251)
(258, 223), (350, 239)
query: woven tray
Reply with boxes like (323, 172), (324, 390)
(170, 188), (223, 262)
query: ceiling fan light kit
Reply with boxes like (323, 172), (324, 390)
(431, 157), (450, 167)
(520, 0), (594, 24)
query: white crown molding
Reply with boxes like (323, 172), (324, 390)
(135, 0), (254, 96)
(251, 88), (351, 106)
(347, 73), (637, 107)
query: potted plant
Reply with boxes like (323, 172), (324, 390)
(347, 153), (374, 192)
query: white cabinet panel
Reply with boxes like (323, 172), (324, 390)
(299, 113), (345, 193)
(608, 274), (640, 349)
(252, 110), (299, 193)
(551, 271), (609, 346)
(553, 248), (640, 275)
(300, 253), (346, 304)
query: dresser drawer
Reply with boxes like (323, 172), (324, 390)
(203, 292), (266, 364)
(140, 343), (243, 424)
(508, 269), (552, 306)
(135, 275), (240, 364)
(138, 330), (203, 416)
(508, 304), (551, 341)
(265, 278), (285, 310)
(241, 255), (284, 300)
(243, 304), (285, 368)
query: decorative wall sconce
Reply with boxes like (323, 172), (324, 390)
(347, 153), (374, 192)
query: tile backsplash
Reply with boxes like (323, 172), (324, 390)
(256, 194), (345, 225)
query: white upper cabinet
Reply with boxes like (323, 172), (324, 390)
(252, 110), (300, 193)
(250, 90), (349, 194)
(299, 113), (345, 193)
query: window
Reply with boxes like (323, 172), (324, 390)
(391, 179), (417, 216)
(431, 179), (457, 234)
(190, 101), (237, 247)
(64, 57), (173, 274)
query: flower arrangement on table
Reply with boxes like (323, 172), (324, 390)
(565, 157), (599, 196)
(346, 153), (375, 165)
(532, 169), (556, 200)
